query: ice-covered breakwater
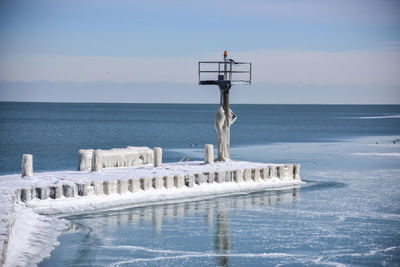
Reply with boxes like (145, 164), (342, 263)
(3, 161), (301, 213)
(16, 162), (300, 201)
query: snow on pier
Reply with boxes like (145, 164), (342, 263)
(3, 161), (301, 210)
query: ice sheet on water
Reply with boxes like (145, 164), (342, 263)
(351, 152), (400, 157)
(40, 170), (400, 266)
(5, 206), (68, 267)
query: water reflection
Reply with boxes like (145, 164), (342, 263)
(78, 187), (300, 230)
(51, 187), (301, 266)
(215, 211), (230, 267)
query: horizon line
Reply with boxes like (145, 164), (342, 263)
(1, 101), (399, 106)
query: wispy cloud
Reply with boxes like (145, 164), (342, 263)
(1, 49), (399, 87)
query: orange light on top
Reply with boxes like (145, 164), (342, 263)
(224, 50), (227, 58)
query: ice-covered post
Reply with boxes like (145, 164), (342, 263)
(294, 164), (301, 180)
(215, 104), (230, 161)
(204, 144), (214, 164)
(91, 150), (103, 172)
(78, 149), (93, 171)
(22, 154), (33, 177)
(215, 51), (231, 161)
(153, 147), (162, 167)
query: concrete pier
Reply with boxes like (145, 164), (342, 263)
(13, 162), (301, 204)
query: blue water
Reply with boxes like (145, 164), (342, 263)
(0, 102), (399, 174)
(1, 102), (400, 266)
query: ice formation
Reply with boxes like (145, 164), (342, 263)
(204, 144), (214, 164)
(78, 149), (93, 171)
(4, 206), (68, 267)
(91, 149), (103, 172)
(21, 154), (33, 177)
(153, 147), (162, 167)
(77, 146), (154, 171)
(215, 105), (230, 161)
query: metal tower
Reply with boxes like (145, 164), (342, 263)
(198, 51), (252, 161)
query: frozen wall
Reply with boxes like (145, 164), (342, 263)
(78, 146), (153, 171)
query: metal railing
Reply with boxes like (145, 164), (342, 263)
(198, 61), (252, 85)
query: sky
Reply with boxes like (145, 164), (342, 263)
(0, 0), (399, 104)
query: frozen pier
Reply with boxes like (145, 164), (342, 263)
(0, 148), (302, 266)
(1, 161), (301, 215)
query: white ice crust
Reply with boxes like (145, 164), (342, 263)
(4, 206), (68, 267)
(215, 105), (230, 161)
(78, 146), (154, 171)
(0, 161), (293, 191)
(28, 177), (302, 216)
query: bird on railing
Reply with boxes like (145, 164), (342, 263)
(224, 50), (238, 64)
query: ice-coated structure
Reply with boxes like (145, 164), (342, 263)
(11, 161), (301, 207)
(215, 106), (230, 161)
(153, 147), (162, 167)
(78, 149), (93, 171)
(204, 144), (214, 164)
(21, 154), (33, 177)
(77, 146), (154, 171)
(91, 150), (103, 172)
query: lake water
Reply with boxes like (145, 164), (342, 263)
(0, 103), (399, 266)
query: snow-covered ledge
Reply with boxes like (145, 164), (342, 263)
(78, 146), (154, 171)
(2, 161), (301, 214)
